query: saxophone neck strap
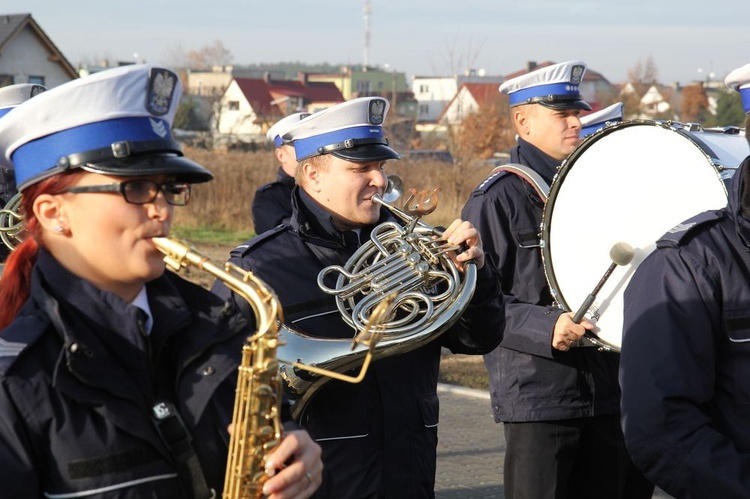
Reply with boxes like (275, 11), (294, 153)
(152, 401), (216, 499)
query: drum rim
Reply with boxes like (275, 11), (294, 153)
(540, 119), (737, 351)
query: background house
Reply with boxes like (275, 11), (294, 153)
(412, 70), (504, 125)
(0, 13), (77, 88)
(215, 74), (344, 146)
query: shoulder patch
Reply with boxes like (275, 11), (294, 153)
(229, 224), (287, 259)
(473, 169), (513, 194)
(0, 314), (48, 374)
(656, 210), (724, 248)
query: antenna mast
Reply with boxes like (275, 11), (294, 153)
(363, 0), (371, 68)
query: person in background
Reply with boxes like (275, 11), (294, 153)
(212, 96), (505, 498)
(0, 83), (46, 263)
(579, 101), (624, 138)
(0, 64), (321, 499)
(462, 60), (653, 499)
(251, 111), (309, 234)
(620, 62), (750, 498)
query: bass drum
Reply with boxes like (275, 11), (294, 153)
(541, 120), (749, 351)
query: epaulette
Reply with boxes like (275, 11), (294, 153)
(0, 314), (48, 374)
(473, 168), (513, 194)
(471, 164), (550, 201)
(656, 210), (724, 248)
(229, 224), (287, 259)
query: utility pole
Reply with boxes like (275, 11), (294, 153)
(363, 0), (371, 69)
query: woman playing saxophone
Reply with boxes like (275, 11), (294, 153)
(0, 64), (321, 498)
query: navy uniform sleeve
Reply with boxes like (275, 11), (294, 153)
(621, 244), (750, 497)
(0, 378), (42, 496)
(441, 260), (505, 354)
(461, 177), (561, 358)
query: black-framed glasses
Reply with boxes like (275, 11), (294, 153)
(64, 180), (191, 206)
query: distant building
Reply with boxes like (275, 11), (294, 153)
(0, 13), (77, 88)
(185, 65), (234, 97)
(305, 66), (416, 117)
(412, 70), (504, 124)
(439, 82), (503, 126)
(216, 74), (344, 144)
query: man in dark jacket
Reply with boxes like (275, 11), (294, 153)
(212, 96), (505, 498)
(462, 61), (652, 499)
(251, 112), (309, 234)
(620, 63), (750, 498)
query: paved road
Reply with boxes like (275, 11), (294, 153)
(434, 384), (673, 498)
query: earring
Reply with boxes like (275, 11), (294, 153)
(54, 225), (65, 233)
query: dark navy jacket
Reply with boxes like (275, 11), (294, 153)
(212, 186), (504, 498)
(251, 167), (295, 234)
(461, 138), (622, 423)
(0, 250), (248, 498)
(620, 156), (750, 498)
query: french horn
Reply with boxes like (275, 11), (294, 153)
(278, 186), (477, 419)
(0, 192), (23, 251)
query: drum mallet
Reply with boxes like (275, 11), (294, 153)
(572, 241), (635, 324)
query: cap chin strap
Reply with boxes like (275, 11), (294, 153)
(55, 139), (184, 171)
(317, 137), (390, 156)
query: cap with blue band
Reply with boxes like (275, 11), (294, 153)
(286, 97), (400, 162)
(0, 64), (213, 191)
(500, 60), (591, 111)
(267, 112), (311, 148)
(580, 102), (624, 138)
(0, 84), (46, 118)
(725, 63), (750, 114)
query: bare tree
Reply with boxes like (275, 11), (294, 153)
(186, 41), (234, 70)
(627, 55), (659, 86)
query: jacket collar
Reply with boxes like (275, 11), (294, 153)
(511, 137), (560, 184)
(276, 167), (296, 187)
(289, 185), (392, 249)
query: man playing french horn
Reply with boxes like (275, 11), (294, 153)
(211, 96), (505, 498)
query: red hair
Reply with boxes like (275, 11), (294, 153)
(0, 172), (84, 330)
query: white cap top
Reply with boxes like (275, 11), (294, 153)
(0, 64), (213, 190)
(500, 60), (591, 111)
(266, 111), (311, 146)
(285, 97), (400, 162)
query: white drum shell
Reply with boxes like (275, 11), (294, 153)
(542, 120), (749, 351)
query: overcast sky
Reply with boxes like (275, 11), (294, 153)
(13, 0), (750, 86)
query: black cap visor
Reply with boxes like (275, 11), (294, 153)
(329, 143), (401, 162)
(538, 99), (592, 111)
(81, 153), (214, 184)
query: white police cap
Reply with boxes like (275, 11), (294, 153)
(500, 60), (592, 111)
(266, 112), (311, 147)
(580, 102), (624, 138)
(285, 97), (400, 162)
(725, 63), (750, 114)
(0, 64), (213, 191)
(0, 84), (46, 118)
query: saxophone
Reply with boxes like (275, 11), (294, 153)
(152, 236), (385, 499)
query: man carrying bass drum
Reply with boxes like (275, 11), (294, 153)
(462, 60), (653, 499)
(620, 63), (750, 498)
